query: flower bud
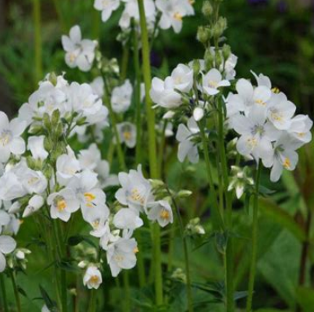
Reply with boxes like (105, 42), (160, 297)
(43, 113), (51, 131)
(48, 72), (58, 86)
(43, 165), (53, 180)
(205, 50), (215, 70)
(197, 26), (210, 44)
(177, 190), (193, 198)
(44, 137), (53, 152)
(192, 60), (201, 77)
(54, 123), (64, 139)
(29, 124), (43, 135)
(222, 44), (231, 61)
(202, 1), (213, 18)
(51, 109), (60, 126)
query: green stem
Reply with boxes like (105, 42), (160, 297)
(168, 189), (194, 312)
(217, 99), (234, 311)
(158, 120), (168, 176)
(103, 77), (127, 171)
(132, 23), (143, 165)
(10, 270), (22, 312)
(33, 0), (42, 84)
(120, 45), (129, 82)
(53, 0), (67, 32)
(198, 120), (224, 229)
(135, 231), (146, 288)
(0, 274), (8, 312)
(87, 290), (96, 312)
(246, 161), (262, 312)
(123, 271), (131, 312)
(138, 0), (163, 305)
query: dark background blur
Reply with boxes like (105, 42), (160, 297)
(0, 0), (313, 119)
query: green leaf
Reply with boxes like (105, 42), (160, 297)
(259, 198), (306, 242)
(295, 287), (314, 312)
(39, 285), (58, 312)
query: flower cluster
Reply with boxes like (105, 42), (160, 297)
(94, 0), (195, 34)
(226, 72), (313, 182)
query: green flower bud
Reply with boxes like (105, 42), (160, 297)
(29, 124), (43, 135)
(197, 26), (210, 44)
(222, 44), (231, 60)
(54, 123), (64, 139)
(26, 156), (37, 170)
(177, 190), (193, 198)
(43, 113), (51, 131)
(43, 165), (53, 180)
(202, 1), (213, 18)
(205, 49), (215, 70)
(76, 117), (87, 126)
(44, 137), (53, 152)
(51, 109), (60, 126)
(48, 72), (58, 86)
(215, 50), (223, 68)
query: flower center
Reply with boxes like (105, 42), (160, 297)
(283, 158), (291, 169)
(57, 199), (67, 212)
(270, 110), (283, 122)
(0, 130), (12, 147)
(89, 275), (100, 284)
(246, 137), (258, 148)
(160, 209), (170, 220)
(255, 99), (266, 106)
(173, 12), (183, 21)
(130, 188), (145, 205)
(123, 131), (132, 141)
(84, 192), (96, 208)
(69, 52), (77, 63)
(28, 177), (39, 185)
(114, 254), (124, 263)
(208, 80), (218, 88)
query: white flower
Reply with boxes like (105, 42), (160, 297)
(28, 136), (48, 160)
(56, 153), (81, 186)
(106, 237), (138, 277)
(0, 210), (10, 234)
(0, 235), (16, 272)
(0, 171), (27, 201)
(94, 0), (120, 22)
(288, 114), (313, 148)
(267, 92), (296, 130)
(117, 122), (136, 148)
(23, 195), (44, 218)
(68, 170), (109, 224)
(170, 64), (193, 93)
(113, 208), (143, 231)
(21, 168), (48, 195)
(119, 0), (156, 29)
(78, 144), (101, 170)
(176, 117), (199, 163)
(150, 77), (182, 108)
(42, 305), (50, 312)
(147, 200), (173, 227)
(95, 160), (119, 188)
(62, 25), (97, 72)
(83, 266), (103, 289)
(193, 107), (204, 122)
(156, 0), (194, 33)
(0, 112), (27, 163)
(48, 188), (80, 222)
(269, 134), (300, 182)
(201, 68), (230, 96)
(232, 108), (280, 167)
(111, 80), (133, 113)
(90, 76), (105, 98)
(115, 165), (154, 213)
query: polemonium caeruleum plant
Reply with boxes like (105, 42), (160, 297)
(0, 0), (312, 312)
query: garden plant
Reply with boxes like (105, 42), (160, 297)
(0, 0), (313, 311)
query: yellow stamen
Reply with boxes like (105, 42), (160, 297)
(123, 131), (132, 141)
(271, 87), (280, 94)
(89, 275), (99, 284)
(255, 99), (266, 106)
(57, 199), (67, 212)
(247, 137), (258, 148)
(130, 189), (145, 204)
(133, 247), (139, 254)
(174, 12), (183, 21)
(160, 209), (170, 220)
(84, 193), (96, 202)
(283, 158), (291, 169)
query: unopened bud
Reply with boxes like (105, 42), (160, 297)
(44, 137), (53, 152)
(177, 190), (193, 198)
(48, 72), (58, 86)
(222, 44), (231, 61)
(197, 26), (210, 44)
(202, 1), (213, 18)
(43, 113), (51, 131)
(192, 60), (201, 77)
(51, 109), (60, 126)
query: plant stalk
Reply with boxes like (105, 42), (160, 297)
(137, 0), (163, 306)
(246, 161), (262, 312)
(10, 270), (22, 312)
(0, 274), (8, 312)
(33, 0), (42, 84)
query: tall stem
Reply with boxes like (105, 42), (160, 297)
(33, 0), (42, 84)
(103, 77), (127, 171)
(246, 161), (262, 312)
(132, 24), (143, 165)
(87, 290), (96, 312)
(137, 0), (163, 305)
(217, 99), (234, 311)
(120, 45), (129, 82)
(198, 120), (224, 229)
(10, 270), (22, 312)
(168, 189), (194, 312)
(123, 271), (131, 312)
(0, 274), (8, 312)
